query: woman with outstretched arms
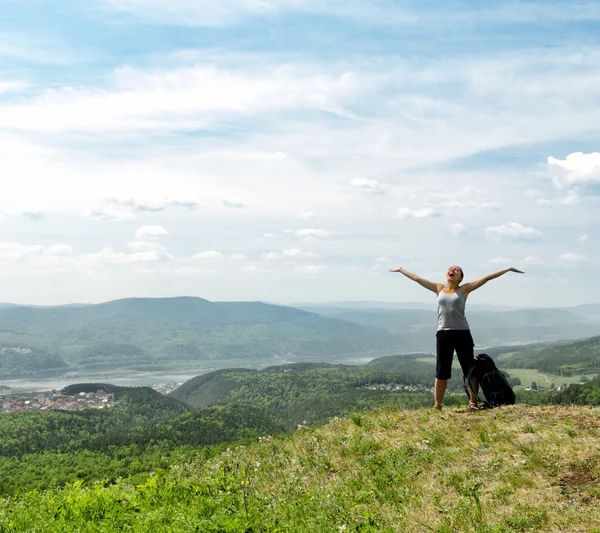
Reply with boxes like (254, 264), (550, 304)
(389, 265), (524, 410)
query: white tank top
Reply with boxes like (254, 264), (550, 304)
(437, 287), (470, 331)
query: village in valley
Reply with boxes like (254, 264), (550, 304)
(1, 389), (117, 412)
(0, 380), (184, 413)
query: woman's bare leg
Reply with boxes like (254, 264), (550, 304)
(434, 378), (447, 407)
(469, 377), (479, 405)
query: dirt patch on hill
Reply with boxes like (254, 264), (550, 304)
(560, 457), (598, 488)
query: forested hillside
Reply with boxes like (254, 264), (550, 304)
(0, 384), (284, 495)
(171, 362), (455, 426)
(500, 335), (600, 376)
(0, 297), (404, 377)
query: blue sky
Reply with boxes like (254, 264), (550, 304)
(1, 0), (600, 307)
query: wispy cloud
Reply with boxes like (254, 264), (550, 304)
(557, 252), (588, 265)
(100, 0), (418, 27)
(485, 222), (542, 241)
(285, 228), (332, 241)
(135, 225), (170, 239)
(536, 189), (579, 205)
(396, 207), (440, 220)
(349, 178), (391, 195)
(450, 223), (466, 236)
(193, 251), (225, 260)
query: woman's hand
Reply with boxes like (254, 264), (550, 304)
(508, 267), (525, 274)
(389, 267), (403, 273)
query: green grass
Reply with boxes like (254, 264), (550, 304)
(506, 368), (594, 388)
(1, 405), (599, 532)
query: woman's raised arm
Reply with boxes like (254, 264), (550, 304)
(389, 267), (443, 295)
(461, 267), (524, 296)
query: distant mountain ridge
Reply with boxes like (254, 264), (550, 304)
(0, 297), (405, 377)
(1, 296), (599, 379)
(294, 305), (600, 346)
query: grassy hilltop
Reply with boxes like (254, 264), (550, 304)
(1, 404), (599, 532)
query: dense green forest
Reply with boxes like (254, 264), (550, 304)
(0, 384), (285, 495)
(499, 335), (600, 376)
(170, 361), (468, 426)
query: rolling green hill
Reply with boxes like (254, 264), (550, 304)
(500, 335), (600, 376)
(0, 297), (406, 377)
(170, 361), (458, 427)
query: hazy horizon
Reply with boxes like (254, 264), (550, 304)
(1, 295), (598, 312)
(1, 1), (600, 308)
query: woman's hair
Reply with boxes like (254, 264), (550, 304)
(458, 267), (464, 281)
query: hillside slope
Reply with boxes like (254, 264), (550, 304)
(0, 297), (405, 376)
(1, 405), (598, 532)
(501, 335), (600, 376)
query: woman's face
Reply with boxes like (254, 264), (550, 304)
(446, 265), (463, 282)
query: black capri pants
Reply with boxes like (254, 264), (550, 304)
(435, 329), (475, 380)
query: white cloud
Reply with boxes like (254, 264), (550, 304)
(488, 255), (545, 267)
(558, 253), (588, 265)
(0, 242), (46, 261)
(48, 244), (74, 256)
(86, 247), (170, 265)
(299, 211), (316, 219)
(135, 225), (170, 239)
(126, 241), (168, 252)
(193, 251), (225, 260)
(229, 253), (247, 260)
(282, 248), (318, 259)
(396, 207), (440, 219)
(578, 234), (588, 242)
(100, 0), (600, 28)
(349, 178), (390, 195)
(0, 64), (360, 134)
(101, 0), (418, 27)
(441, 186), (503, 211)
(88, 206), (137, 222)
(536, 189), (579, 205)
(485, 222), (542, 241)
(0, 241), (172, 274)
(108, 197), (200, 213)
(262, 233), (275, 239)
(285, 228), (332, 241)
(450, 223), (466, 236)
(548, 152), (600, 188)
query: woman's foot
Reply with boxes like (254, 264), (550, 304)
(468, 403), (479, 412)
(434, 404), (443, 411)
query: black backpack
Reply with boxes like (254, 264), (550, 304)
(465, 353), (516, 409)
